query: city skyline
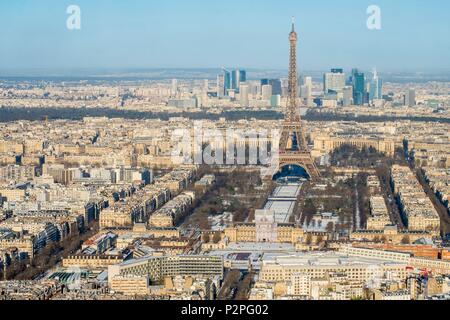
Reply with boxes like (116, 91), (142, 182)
(1, 0), (449, 73)
(0, 9), (449, 304)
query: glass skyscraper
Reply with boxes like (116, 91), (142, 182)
(269, 79), (282, 96)
(352, 69), (365, 105)
(224, 70), (231, 96)
(231, 70), (239, 90)
(231, 69), (246, 93)
(239, 70), (247, 83)
(369, 69), (383, 101)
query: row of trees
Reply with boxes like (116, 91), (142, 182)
(370, 235), (411, 244)
(331, 145), (387, 168)
(355, 173), (370, 230)
(329, 144), (411, 231)
(4, 221), (99, 280)
(184, 169), (272, 230)
(304, 110), (450, 124)
(217, 270), (242, 300)
(0, 107), (283, 123)
(4, 106), (449, 125)
(297, 179), (354, 235)
(415, 168), (450, 236)
(304, 234), (324, 246)
(234, 272), (254, 300)
(376, 165), (406, 229)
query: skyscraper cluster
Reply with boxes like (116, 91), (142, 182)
(216, 66), (387, 108)
(218, 68), (247, 97)
(322, 68), (384, 106)
(308, 68), (384, 107)
(216, 69), (284, 107)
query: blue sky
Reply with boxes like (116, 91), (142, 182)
(0, 0), (449, 72)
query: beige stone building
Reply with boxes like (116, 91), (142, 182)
(110, 275), (150, 296)
(259, 252), (409, 288)
(0, 236), (35, 259)
(224, 223), (307, 244)
(62, 254), (125, 269)
(100, 209), (133, 229)
(312, 135), (395, 158)
(0, 189), (26, 201)
(0, 140), (24, 154)
(350, 225), (433, 244)
(148, 213), (173, 228)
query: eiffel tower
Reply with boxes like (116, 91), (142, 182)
(278, 18), (320, 180)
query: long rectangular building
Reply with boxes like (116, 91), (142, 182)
(108, 254), (223, 284)
(259, 251), (410, 284)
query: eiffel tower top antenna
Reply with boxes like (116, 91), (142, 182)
(287, 16), (299, 122)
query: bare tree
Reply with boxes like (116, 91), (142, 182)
(202, 233), (210, 243)
(401, 235), (411, 245)
(212, 232), (221, 244)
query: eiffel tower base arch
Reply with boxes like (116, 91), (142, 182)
(277, 153), (320, 181)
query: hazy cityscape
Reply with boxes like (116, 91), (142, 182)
(0, 1), (449, 306)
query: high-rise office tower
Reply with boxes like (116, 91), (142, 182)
(369, 68), (383, 101)
(343, 86), (353, 106)
(248, 82), (259, 95)
(269, 79), (282, 96)
(323, 68), (346, 94)
(231, 69), (247, 93)
(261, 84), (272, 100)
(260, 79), (270, 86)
(300, 76), (312, 98)
(223, 69), (231, 96)
(171, 79), (178, 97)
(352, 69), (366, 105)
(405, 88), (416, 106)
(302, 76), (312, 87)
(239, 70), (247, 83)
(217, 74), (225, 98)
(203, 79), (209, 93)
(300, 85), (311, 99)
(270, 95), (281, 107)
(231, 70), (240, 91)
(239, 84), (249, 106)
